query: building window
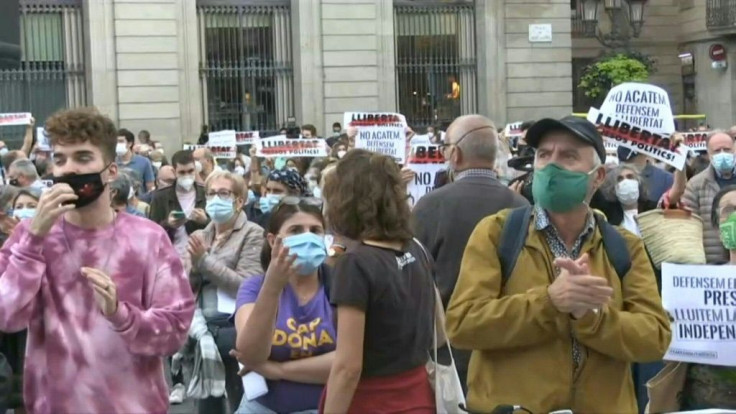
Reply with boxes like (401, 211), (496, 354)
(394, 0), (477, 129)
(0, 0), (86, 145)
(196, 0), (294, 134)
(572, 58), (596, 113)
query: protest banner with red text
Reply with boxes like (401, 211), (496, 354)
(236, 131), (259, 145)
(681, 131), (710, 152)
(255, 135), (329, 158)
(406, 144), (445, 208)
(0, 113), (32, 126)
(588, 108), (686, 170)
(344, 112), (408, 164)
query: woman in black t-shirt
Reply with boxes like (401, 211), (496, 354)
(320, 149), (435, 414)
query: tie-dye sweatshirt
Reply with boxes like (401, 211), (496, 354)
(0, 212), (195, 414)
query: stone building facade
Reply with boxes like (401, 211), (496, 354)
(2, 0), (735, 151)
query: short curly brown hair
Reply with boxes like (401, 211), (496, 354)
(323, 149), (413, 244)
(44, 107), (117, 163)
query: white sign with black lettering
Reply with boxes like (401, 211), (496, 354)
(662, 263), (736, 366)
(344, 112), (407, 164)
(599, 82), (676, 134)
(406, 144), (445, 208)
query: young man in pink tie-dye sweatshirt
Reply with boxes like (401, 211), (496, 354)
(0, 108), (195, 414)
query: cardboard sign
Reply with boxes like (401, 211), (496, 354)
(662, 263), (736, 367)
(208, 130), (237, 147)
(255, 136), (329, 158)
(406, 144), (445, 208)
(344, 112), (407, 164)
(588, 108), (686, 171)
(36, 127), (51, 151)
(682, 131), (710, 152)
(504, 122), (523, 138)
(599, 82), (676, 134)
(0, 113), (32, 126)
(236, 131), (259, 145)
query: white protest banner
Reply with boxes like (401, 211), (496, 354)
(504, 122), (523, 138)
(255, 135), (329, 158)
(183, 144), (206, 151)
(409, 134), (432, 146)
(587, 108), (686, 171)
(0, 113), (32, 127)
(210, 145), (237, 159)
(662, 263), (736, 366)
(344, 112), (407, 164)
(36, 127), (51, 151)
(604, 140), (619, 153)
(208, 130), (237, 147)
(600, 82), (676, 134)
(236, 131), (259, 145)
(406, 144), (445, 208)
(682, 131), (710, 152)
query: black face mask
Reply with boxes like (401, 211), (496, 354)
(8, 178), (19, 187)
(52, 165), (110, 209)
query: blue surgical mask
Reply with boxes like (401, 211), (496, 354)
(282, 232), (327, 276)
(247, 189), (256, 204)
(12, 208), (36, 220)
(205, 196), (235, 223)
(312, 186), (322, 199)
(259, 193), (283, 214)
(712, 152), (735, 173)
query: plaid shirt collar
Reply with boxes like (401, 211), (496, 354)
(454, 168), (497, 182)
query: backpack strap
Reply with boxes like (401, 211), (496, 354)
(498, 205), (533, 286)
(595, 214), (632, 280)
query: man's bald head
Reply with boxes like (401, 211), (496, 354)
(445, 114), (498, 170)
(156, 165), (176, 188)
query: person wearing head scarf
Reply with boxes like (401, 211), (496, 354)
(244, 167), (310, 229)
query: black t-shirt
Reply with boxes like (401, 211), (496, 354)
(331, 242), (434, 378)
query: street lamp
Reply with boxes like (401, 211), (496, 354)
(580, 0), (648, 48)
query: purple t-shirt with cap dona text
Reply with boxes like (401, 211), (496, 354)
(235, 274), (336, 413)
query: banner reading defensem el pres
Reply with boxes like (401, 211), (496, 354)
(662, 263), (736, 367)
(587, 108), (686, 171)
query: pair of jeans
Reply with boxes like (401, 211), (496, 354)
(197, 314), (244, 414)
(236, 398), (318, 414)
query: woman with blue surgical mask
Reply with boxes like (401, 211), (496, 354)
(186, 171), (265, 414)
(231, 196), (335, 414)
(251, 168), (310, 229)
(11, 188), (41, 221)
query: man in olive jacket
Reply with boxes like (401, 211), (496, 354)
(446, 116), (671, 413)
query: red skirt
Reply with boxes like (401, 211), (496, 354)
(319, 365), (435, 414)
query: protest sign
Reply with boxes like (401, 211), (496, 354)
(209, 146), (237, 158)
(504, 122), (523, 138)
(208, 130), (237, 147)
(409, 134), (432, 146)
(0, 113), (32, 127)
(344, 112), (407, 164)
(36, 127), (51, 151)
(183, 144), (206, 151)
(604, 140), (619, 153)
(255, 136), (329, 158)
(588, 108), (686, 171)
(662, 263), (736, 367)
(681, 131), (709, 152)
(236, 131), (259, 145)
(599, 82), (676, 134)
(406, 144), (445, 208)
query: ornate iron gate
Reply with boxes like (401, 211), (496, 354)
(394, 0), (477, 129)
(197, 0), (294, 134)
(0, 0), (86, 144)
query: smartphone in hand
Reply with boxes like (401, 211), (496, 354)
(172, 211), (186, 220)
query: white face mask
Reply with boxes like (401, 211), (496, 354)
(152, 161), (162, 169)
(195, 161), (203, 173)
(116, 143), (128, 156)
(0, 148), (8, 156)
(337, 150), (347, 159)
(234, 166), (245, 175)
(177, 175), (195, 191)
(615, 178), (640, 206)
(128, 187), (135, 200)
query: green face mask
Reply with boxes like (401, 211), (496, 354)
(532, 163), (595, 213)
(719, 212), (736, 250)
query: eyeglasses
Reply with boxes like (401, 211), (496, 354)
(274, 196), (324, 213)
(206, 189), (234, 200)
